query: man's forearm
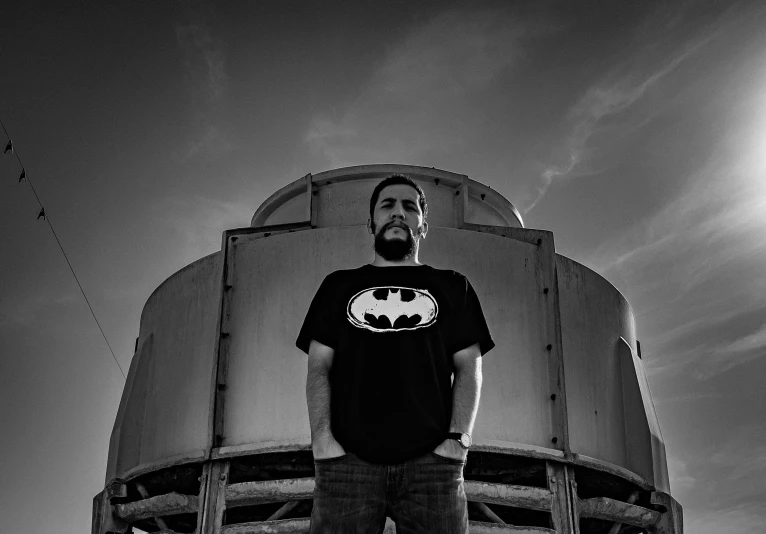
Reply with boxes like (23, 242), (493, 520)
(306, 364), (334, 443)
(449, 362), (482, 435)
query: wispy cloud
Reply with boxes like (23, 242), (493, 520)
(175, 22), (233, 159)
(305, 8), (544, 167)
(157, 195), (254, 265)
(176, 22), (226, 103)
(586, 121), (766, 379)
(526, 33), (714, 212)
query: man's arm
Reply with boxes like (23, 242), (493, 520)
(433, 342), (483, 460)
(306, 339), (346, 459)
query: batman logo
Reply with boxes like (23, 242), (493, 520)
(347, 286), (438, 332)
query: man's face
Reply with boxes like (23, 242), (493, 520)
(369, 184), (427, 261)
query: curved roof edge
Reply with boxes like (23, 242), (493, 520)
(251, 164), (523, 228)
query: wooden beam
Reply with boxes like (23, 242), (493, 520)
(607, 490), (639, 534)
(222, 518), (310, 534)
(115, 493), (198, 523)
(468, 522), (555, 534)
(266, 501), (301, 521)
(470, 502), (506, 524)
(579, 497), (659, 529)
(227, 478), (315, 507)
(134, 481), (169, 531)
(465, 481), (553, 512)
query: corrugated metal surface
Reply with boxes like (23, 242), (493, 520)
(106, 252), (222, 483)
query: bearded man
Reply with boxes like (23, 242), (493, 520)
(296, 174), (495, 533)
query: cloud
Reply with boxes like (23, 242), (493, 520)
(175, 22), (233, 159)
(526, 34), (713, 212)
(305, 8), (539, 167)
(158, 195), (255, 264)
(176, 22), (226, 103)
(584, 125), (766, 379)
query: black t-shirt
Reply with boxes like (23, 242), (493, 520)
(296, 264), (494, 464)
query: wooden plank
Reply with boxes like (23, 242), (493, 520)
(469, 522), (555, 534)
(465, 481), (552, 511)
(221, 518), (554, 534)
(266, 500), (301, 521)
(226, 477), (552, 513)
(607, 490), (639, 534)
(579, 497), (659, 528)
(470, 502), (506, 524)
(115, 492), (198, 523)
(135, 481), (169, 531)
(222, 518), (310, 534)
(227, 478), (315, 507)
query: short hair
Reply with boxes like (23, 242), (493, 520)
(369, 174), (428, 220)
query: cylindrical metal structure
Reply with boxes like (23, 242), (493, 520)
(93, 165), (682, 534)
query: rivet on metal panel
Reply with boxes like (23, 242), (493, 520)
(264, 232), (271, 237)
(217, 383), (226, 391)
(550, 394), (557, 401)
(326, 181), (332, 184)
(434, 179), (440, 185)
(230, 236), (238, 242)
(312, 190), (317, 196)
(543, 288), (549, 294)
(551, 437), (558, 444)
(221, 332), (230, 338)
(546, 344), (552, 351)
(481, 193), (486, 200)
(455, 190), (460, 196)
(224, 284), (232, 291)
(536, 238), (542, 246)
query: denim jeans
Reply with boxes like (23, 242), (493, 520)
(311, 451), (468, 534)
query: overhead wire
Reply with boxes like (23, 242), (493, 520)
(0, 116), (126, 379)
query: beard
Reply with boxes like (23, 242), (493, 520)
(373, 222), (420, 261)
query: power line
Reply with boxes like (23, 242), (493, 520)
(1, 116), (127, 379)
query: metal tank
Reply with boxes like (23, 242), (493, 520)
(93, 164), (683, 534)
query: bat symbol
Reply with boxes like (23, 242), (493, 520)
(347, 286), (438, 332)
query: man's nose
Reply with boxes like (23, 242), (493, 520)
(390, 203), (405, 219)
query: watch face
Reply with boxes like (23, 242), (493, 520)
(459, 434), (472, 448)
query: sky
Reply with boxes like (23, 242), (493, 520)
(1, 1), (765, 532)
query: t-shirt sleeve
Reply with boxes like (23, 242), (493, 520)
(451, 276), (495, 357)
(295, 274), (339, 354)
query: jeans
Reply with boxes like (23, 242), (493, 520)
(311, 451), (468, 534)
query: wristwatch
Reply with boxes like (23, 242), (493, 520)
(447, 432), (472, 449)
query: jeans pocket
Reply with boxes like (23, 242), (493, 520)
(313, 452), (351, 465)
(429, 451), (466, 466)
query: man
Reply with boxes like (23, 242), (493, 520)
(296, 174), (495, 533)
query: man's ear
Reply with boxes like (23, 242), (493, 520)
(419, 220), (428, 239)
(367, 218), (373, 235)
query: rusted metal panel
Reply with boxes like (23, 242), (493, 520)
(620, 338), (669, 491)
(651, 491), (684, 534)
(106, 253), (223, 483)
(114, 492), (198, 523)
(579, 497), (660, 528)
(218, 226), (564, 453)
(556, 256), (634, 470)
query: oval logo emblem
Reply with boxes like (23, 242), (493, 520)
(347, 286), (438, 332)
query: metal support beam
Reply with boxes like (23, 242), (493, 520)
(650, 491), (684, 534)
(547, 463), (578, 533)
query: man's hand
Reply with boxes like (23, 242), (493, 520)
(432, 438), (468, 461)
(312, 434), (346, 460)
